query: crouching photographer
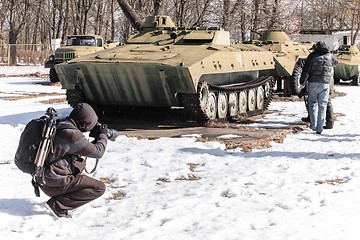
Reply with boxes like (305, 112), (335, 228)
(40, 103), (119, 219)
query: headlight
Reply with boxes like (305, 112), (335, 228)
(49, 55), (54, 61)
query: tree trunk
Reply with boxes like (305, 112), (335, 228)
(9, 32), (17, 66)
(350, 0), (360, 45)
(174, 0), (186, 26)
(62, 0), (70, 42)
(268, 0), (279, 30)
(222, 0), (230, 30)
(251, 0), (260, 39)
(111, 0), (115, 40)
(153, 0), (163, 15)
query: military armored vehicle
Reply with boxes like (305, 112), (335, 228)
(55, 15), (276, 123)
(45, 35), (118, 82)
(332, 45), (360, 85)
(244, 32), (310, 96)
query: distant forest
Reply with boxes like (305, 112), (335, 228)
(1, 0), (359, 46)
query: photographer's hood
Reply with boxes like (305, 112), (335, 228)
(69, 103), (98, 132)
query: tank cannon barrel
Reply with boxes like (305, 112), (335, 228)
(116, 0), (143, 30)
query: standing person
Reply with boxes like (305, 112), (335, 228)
(299, 41), (338, 134)
(41, 103), (117, 219)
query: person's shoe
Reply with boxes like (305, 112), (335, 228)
(323, 125), (333, 129)
(301, 116), (310, 123)
(316, 131), (322, 134)
(45, 199), (71, 219)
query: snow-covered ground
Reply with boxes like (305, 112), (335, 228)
(0, 65), (49, 76)
(1, 66), (360, 240)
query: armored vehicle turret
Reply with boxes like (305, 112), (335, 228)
(55, 16), (276, 122)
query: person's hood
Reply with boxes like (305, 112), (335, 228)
(69, 103), (98, 132)
(314, 41), (330, 54)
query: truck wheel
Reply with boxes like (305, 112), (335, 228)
(49, 68), (60, 83)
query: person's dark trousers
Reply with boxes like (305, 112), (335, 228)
(325, 99), (334, 129)
(303, 96), (333, 129)
(351, 74), (360, 86)
(302, 95), (309, 121)
(41, 174), (106, 211)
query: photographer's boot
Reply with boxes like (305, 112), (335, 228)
(45, 198), (72, 219)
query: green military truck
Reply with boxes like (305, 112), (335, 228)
(45, 35), (118, 82)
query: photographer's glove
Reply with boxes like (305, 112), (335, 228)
(90, 123), (119, 141)
(99, 123), (119, 141)
(89, 123), (107, 138)
(99, 124), (109, 136)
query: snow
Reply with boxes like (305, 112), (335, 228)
(0, 65), (49, 76)
(1, 65), (360, 239)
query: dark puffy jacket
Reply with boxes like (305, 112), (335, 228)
(43, 103), (107, 187)
(300, 42), (338, 84)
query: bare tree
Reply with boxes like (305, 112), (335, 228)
(348, 0), (360, 44)
(0, 0), (358, 66)
(7, 0), (30, 65)
(221, 0), (243, 31)
(153, 0), (164, 15)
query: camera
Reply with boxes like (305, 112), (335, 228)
(90, 123), (118, 141)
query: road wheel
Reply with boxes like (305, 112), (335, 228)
(256, 86), (264, 110)
(248, 89), (256, 111)
(199, 82), (209, 111)
(228, 92), (238, 117)
(239, 91), (247, 114)
(217, 92), (228, 119)
(206, 92), (217, 120)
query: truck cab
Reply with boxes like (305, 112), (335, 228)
(45, 35), (118, 82)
